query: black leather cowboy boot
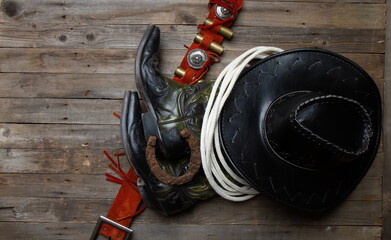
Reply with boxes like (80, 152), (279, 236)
(121, 25), (215, 216)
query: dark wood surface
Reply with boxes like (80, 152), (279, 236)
(0, 0), (388, 239)
(382, 1), (391, 240)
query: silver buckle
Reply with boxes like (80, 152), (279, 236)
(90, 216), (133, 240)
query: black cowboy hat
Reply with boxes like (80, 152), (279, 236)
(219, 48), (382, 212)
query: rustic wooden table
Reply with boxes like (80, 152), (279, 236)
(0, 0), (389, 239)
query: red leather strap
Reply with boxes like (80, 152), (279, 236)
(98, 152), (145, 240)
(173, 0), (243, 85)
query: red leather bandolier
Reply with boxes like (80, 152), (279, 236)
(90, 151), (145, 240)
(173, 0), (243, 85)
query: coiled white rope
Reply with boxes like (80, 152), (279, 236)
(200, 46), (284, 201)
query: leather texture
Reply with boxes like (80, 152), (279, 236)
(219, 49), (382, 212)
(120, 25), (215, 216)
(173, 0), (243, 85)
(99, 168), (142, 240)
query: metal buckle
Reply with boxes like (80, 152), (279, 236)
(90, 216), (133, 240)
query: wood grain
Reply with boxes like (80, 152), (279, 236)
(0, 1), (385, 29)
(0, 23), (385, 53)
(0, 98), (122, 124)
(0, 123), (121, 149)
(0, 73), (133, 99)
(381, 0), (391, 238)
(0, 149), (110, 174)
(0, 223), (382, 240)
(0, 196), (382, 225)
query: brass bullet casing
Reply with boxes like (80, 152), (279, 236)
(209, 42), (224, 55)
(204, 18), (234, 39)
(217, 25), (234, 40)
(174, 67), (186, 78)
(194, 34), (224, 55)
(194, 34), (204, 44)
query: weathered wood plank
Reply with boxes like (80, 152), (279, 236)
(0, 123), (121, 149)
(237, 2), (386, 29)
(0, 1), (385, 29)
(0, 173), (381, 201)
(0, 48), (137, 74)
(145, 197), (381, 226)
(0, 73), (133, 99)
(112, 224), (383, 240)
(0, 196), (381, 225)
(255, 0), (385, 2)
(0, 48), (384, 80)
(0, 148), (70, 174)
(257, 0), (384, 1)
(0, 149), (111, 174)
(0, 174), (119, 199)
(381, 0), (391, 238)
(0, 98), (122, 124)
(0, 148), (382, 177)
(0, 73), (383, 99)
(328, 53), (383, 80)
(0, 222), (382, 240)
(367, 152), (383, 177)
(0, 23), (385, 53)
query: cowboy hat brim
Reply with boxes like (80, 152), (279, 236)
(219, 48), (382, 212)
